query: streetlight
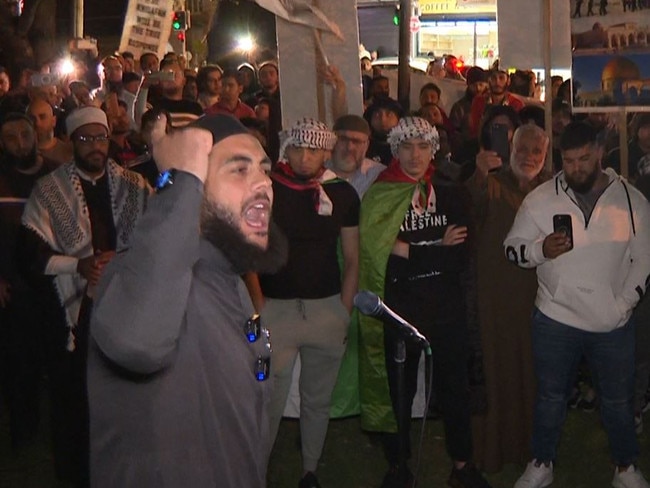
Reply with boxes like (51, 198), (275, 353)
(59, 58), (75, 76)
(236, 35), (255, 53)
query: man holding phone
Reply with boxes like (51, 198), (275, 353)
(504, 122), (650, 488)
(473, 105), (521, 179)
(148, 58), (203, 128)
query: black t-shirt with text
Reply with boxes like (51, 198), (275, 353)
(386, 183), (472, 325)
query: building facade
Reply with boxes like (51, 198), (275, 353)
(357, 0), (497, 68)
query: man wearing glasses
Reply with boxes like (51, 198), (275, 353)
(21, 106), (150, 486)
(87, 115), (288, 487)
(326, 114), (385, 198)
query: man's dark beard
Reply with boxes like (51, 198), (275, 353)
(5, 146), (38, 171)
(200, 199), (288, 274)
(490, 83), (506, 95)
(73, 147), (108, 174)
(565, 167), (599, 194)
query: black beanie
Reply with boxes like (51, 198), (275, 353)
(190, 114), (250, 145)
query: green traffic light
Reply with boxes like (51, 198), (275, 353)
(393, 16), (399, 25)
(173, 21), (181, 29)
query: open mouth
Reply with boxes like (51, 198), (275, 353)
(243, 200), (270, 230)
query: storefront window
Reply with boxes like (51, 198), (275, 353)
(417, 20), (498, 69)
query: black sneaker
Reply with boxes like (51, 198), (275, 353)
(447, 463), (492, 488)
(380, 465), (414, 488)
(298, 472), (321, 488)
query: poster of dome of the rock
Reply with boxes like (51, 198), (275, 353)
(570, 0), (650, 112)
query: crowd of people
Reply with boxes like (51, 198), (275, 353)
(0, 41), (649, 488)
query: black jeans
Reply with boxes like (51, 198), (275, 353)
(382, 257), (472, 465)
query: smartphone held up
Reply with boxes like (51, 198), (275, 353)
(489, 123), (510, 170)
(553, 214), (573, 251)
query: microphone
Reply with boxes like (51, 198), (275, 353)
(354, 290), (430, 349)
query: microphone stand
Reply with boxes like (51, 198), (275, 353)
(393, 333), (433, 488)
(394, 337), (410, 485)
(354, 290), (432, 487)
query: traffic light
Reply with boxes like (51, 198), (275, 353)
(170, 10), (189, 55)
(393, 6), (400, 26)
(172, 11), (189, 31)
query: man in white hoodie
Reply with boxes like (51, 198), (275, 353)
(505, 121), (650, 488)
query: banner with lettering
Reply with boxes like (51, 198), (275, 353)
(119, 0), (175, 60)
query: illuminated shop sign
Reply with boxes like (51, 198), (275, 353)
(418, 0), (496, 15)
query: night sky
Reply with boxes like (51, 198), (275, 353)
(56, 0), (129, 38)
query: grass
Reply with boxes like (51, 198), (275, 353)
(1, 393), (649, 488)
(268, 411), (650, 488)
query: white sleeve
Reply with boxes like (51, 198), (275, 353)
(44, 256), (79, 275)
(503, 199), (548, 269)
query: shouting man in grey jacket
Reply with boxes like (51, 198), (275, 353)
(87, 114), (287, 487)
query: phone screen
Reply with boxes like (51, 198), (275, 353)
(489, 123), (510, 165)
(553, 214), (574, 250)
(31, 73), (58, 87)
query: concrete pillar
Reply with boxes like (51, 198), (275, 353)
(275, 0), (364, 127)
(73, 0), (84, 38)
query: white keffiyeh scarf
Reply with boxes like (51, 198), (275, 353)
(22, 160), (149, 350)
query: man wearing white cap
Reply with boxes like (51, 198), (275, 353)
(21, 105), (149, 487)
(256, 118), (360, 488)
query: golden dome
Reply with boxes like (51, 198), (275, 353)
(601, 56), (641, 82)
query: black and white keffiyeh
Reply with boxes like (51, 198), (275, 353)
(22, 160), (149, 350)
(387, 116), (440, 158)
(276, 118), (339, 215)
(278, 117), (337, 162)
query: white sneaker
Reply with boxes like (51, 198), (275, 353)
(613, 466), (650, 488)
(514, 460), (553, 488)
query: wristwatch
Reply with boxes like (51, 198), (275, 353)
(155, 169), (176, 192)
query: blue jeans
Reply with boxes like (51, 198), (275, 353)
(531, 308), (638, 465)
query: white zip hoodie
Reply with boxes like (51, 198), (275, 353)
(504, 168), (650, 332)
